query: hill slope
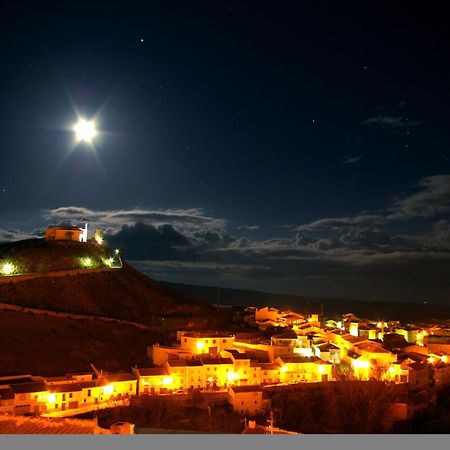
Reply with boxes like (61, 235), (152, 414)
(0, 239), (224, 376)
(0, 239), (214, 325)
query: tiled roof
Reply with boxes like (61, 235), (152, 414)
(10, 382), (46, 394)
(45, 376), (73, 383)
(317, 343), (339, 351)
(136, 368), (167, 377)
(166, 360), (187, 367)
(344, 335), (368, 344)
(277, 356), (322, 364)
(105, 373), (137, 382)
(47, 383), (82, 393)
(79, 380), (106, 389)
(355, 342), (392, 354)
(185, 360), (203, 367)
(226, 350), (250, 360)
(0, 376), (34, 385)
(200, 358), (233, 365)
(0, 415), (97, 434)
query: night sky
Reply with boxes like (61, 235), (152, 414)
(1, 1), (449, 303)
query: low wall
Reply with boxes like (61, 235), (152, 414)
(0, 267), (119, 284)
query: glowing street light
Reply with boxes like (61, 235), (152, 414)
(103, 384), (114, 395)
(115, 249), (120, 255)
(1, 262), (15, 275)
(226, 372), (239, 382)
(80, 257), (93, 268)
(73, 118), (97, 143)
(352, 359), (370, 370)
(47, 393), (56, 403)
(196, 341), (205, 352)
(162, 377), (174, 385)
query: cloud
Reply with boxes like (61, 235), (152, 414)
(297, 174), (450, 233)
(43, 206), (226, 232)
(0, 228), (34, 242)
(361, 116), (421, 128)
(105, 222), (194, 261)
(297, 215), (386, 232)
(340, 154), (363, 165)
(236, 225), (261, 231)
(388, 175), (450, 220)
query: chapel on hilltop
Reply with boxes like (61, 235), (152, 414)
(45, 223), (88, 243)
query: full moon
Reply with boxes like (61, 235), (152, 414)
(73, 118), (97, 143)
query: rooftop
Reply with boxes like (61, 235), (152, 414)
(10, 382), (47, 394)
(355, 342), (392, 354)
(47, 383), (82, 393)
(105, 372), (137, 382)
(201, 358), (233, 365)
(136, 368), (168, 377)
(225, 350), (250, 360)
(277, 356), (325, 364)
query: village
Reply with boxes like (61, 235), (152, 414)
(1, 302), (450, 432)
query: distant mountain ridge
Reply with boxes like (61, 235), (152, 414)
(161, 281), (450, 323)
